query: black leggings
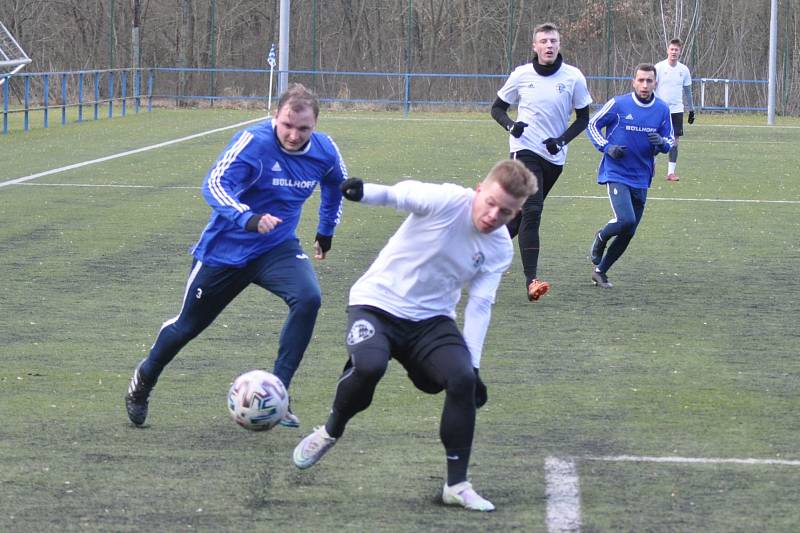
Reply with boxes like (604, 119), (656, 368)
(507, 150), (563, 283)
(325, 306), (476, 484)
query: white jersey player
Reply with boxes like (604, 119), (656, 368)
(655, 38), (696, 181)
(293, 160), (537, 512)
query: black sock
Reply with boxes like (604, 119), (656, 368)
(445, 447), (472, 486)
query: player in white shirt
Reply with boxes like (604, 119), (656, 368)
(293, 160), (537, 512)
(655, 38), (696, 181)
(492, 22), (593, 302)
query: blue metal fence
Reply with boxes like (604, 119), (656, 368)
(1, 67), (769, 134)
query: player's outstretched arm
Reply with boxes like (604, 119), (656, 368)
(340, 178), (395, 207)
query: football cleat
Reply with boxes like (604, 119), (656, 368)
(591, 269), (613, 289)
(279, 404), (300, 428)
(527, 278), (550, 301)
(442, 481), (496, 512)
(590, 230), (606, 266)
(293, 426), (337, 469)
(125, 359), (153, 426)
(666, 173), (680, 182)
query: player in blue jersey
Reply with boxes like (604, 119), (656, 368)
(586, 64), (674, 288)
(125, 84), (348, 428)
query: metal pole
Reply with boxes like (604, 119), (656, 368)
(132, 0), (141, 69)
(506, 0), (515, 73)
(278, 0), (290, 95)
(767, 0), (777, 124)
(606, 0), (613, 100)
(109, 0), (116, 69)
(208, 0), (217, 101)
(405, 0), (413, 118)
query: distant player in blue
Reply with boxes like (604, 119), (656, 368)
(586, 64), (674, 288)
(125, 84), (347, 428)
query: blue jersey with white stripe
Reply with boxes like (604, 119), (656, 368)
(192, 119), (347, 267)
(586, 92), (674, 189)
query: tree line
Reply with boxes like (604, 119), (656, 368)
(2, 0), (797, 113)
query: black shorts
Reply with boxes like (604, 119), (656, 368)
(671, 112), (684, 137)
(344, 305), (471, 394)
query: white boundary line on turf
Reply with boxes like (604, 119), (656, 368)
(549, 194), (800, 205)
(545, 457), (582, 533)
(0, 116), (269, 189)
(323, 115), (800, 129)
(543, 454), (800, 532)
(10, 185), (800, 206)
(585, 454), (800, 466)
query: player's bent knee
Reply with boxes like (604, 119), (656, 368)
(351, 354), (389, 383)
(294, 290), (322, 312)
(445, 367), (476, 397)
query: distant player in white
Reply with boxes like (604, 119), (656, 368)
(655, 38), (695, 182)
(293, 160), (537, 512)
(491, 22), (593, 302)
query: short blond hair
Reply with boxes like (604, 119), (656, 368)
(485, 160), (537, 199)
(276, 83), (320, 119)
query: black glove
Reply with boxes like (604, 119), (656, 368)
(474, 368), (488, 409)
(339, 177), (364, 202)
(647, 131), (665, 147)
(542, 137), (565, 155)
(508, 121), (528, 138)
(606, 144), (627, 159)
(314, 233), (332, 254)
(688, 111), (695, 124)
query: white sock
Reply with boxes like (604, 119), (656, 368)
(668, 162), (677, 175)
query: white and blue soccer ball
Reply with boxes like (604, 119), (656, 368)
(227, 370), (288, 431)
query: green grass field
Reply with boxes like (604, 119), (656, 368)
(1, 109), (799, 532)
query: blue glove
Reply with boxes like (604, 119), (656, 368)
(647, 131), (665, 146)
(508, 121), (528, 138)
(606, 144), (627, 159)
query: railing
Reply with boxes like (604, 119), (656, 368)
(2, 68), (153, 134)
(1, 67), (770, 134)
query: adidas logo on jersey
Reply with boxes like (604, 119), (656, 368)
(625, 113), (634, 120)
(271, 161), (282, 172)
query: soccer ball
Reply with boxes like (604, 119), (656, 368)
(227, 370), (288, 431)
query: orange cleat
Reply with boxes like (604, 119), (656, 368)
(527, 278), (550, 301)
(666, 173), (680, 182)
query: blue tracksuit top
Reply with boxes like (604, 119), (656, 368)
(191, 119), (347, 267)
(586, 92), (674, 189)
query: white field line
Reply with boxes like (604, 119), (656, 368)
(544, 454), (800, 532)
(11, 184), (800, 206)
(584, 454), (800, 466)
(323, 115), (800, 129)
(545, 456), (581, 533)
(550, 194), (800, 205)
(0, 116), (268, 189)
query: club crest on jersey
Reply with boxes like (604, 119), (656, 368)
(555, 83), (566, 94)
(347, 319), (375, 345)
(472, 251), (485, 268)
